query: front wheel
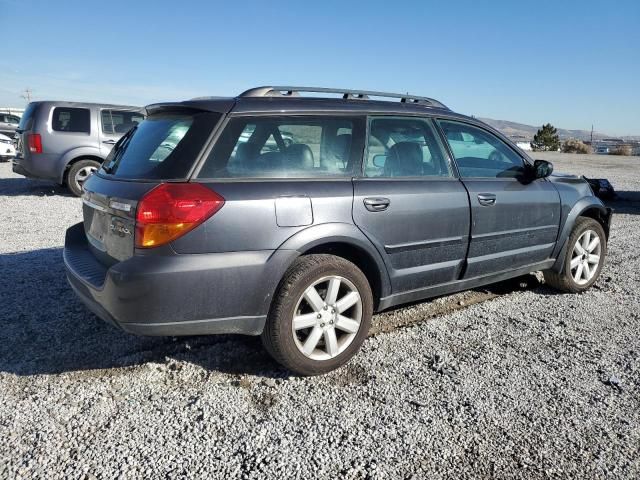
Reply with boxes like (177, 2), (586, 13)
(544, 217), (607, 293)
(262, 254), (373, 375)
(66, 160), (100, 197)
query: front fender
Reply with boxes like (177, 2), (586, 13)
(551, 196), (612, 272)
(57, 146), (104, 183)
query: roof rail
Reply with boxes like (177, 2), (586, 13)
(238, 86), (448, 109)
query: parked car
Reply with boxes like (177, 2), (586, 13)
(0, 112), (20, 137)
(0, 132), (16, 161)
(13, 101), (145, 196)
(64, 86), (612, 375)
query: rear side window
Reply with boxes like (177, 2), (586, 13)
(365, 117), (452, 178)
(52, 107), (90, 133)
(101, 110), (145, 135)
(100, 111), (221, 180)
(197, 116), (365, 179)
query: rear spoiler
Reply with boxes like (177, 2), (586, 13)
(145, 98), (235, 116)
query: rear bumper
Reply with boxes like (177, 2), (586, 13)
(12, 154), (58, 180)
(64, 222), (294, 336)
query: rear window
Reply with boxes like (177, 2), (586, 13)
(197, 116), (365, 179)
(52, 107), (90, 133)
(100, 111), (221, 180)
(101, 109), (145, 134)
(18, 103), (38, 131)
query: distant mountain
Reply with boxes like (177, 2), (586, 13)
(479, 118), (639, 142)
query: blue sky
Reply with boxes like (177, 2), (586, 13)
(1, 0), (639, 135)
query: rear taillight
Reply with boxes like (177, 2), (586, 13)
(135, 183), (225, 248)
(28, 133), (42, 153)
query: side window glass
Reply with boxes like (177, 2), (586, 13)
(101, 110), (114, 134)
(365, 117), (452, 178)
(438, 120), (524, 178)
(51, 107), (90, 133)
(102, 110), (144, 135)
(198, 116), (364, 179)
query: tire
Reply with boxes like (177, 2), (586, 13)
(544, 216), (607, 293)
(66, 160), (100, 197)
(261, 254), (373, 375)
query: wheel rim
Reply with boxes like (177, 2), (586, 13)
(292, 275), (363, 361)
(570, 229), (602, 285)
(75, 165), (97, 187)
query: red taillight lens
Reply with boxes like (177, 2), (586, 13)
(28, 133), (42, 153)
(135, 183), (225, 248)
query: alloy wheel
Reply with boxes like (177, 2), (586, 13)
(570, 229), (602, 285)
(291, 275), (363, 361)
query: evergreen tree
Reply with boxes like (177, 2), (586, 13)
(531, 124), (560, 151)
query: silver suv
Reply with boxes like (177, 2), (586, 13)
(64, 86), (611, 375)
(13, 101), (145, 195)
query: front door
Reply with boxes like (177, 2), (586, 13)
(352, 116), (471, 294)
(437, 119), (561, 278)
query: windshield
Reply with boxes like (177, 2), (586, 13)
(100, 111), (221, 180)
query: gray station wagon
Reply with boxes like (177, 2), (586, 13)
(63, 86), (612, 375)
(13, 101), (145, 195)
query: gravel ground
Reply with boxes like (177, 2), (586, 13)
(0, 153), (639, 479)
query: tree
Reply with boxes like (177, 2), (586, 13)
(531, 123), (560, 151)
(610, 145), (632, 156)
(562, 138), (591, 154)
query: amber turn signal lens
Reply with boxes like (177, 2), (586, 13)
(135, 183), (224, 248)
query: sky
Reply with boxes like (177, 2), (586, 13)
(1, 0), (639, 136)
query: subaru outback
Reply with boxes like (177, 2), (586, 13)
(63, 86), (612, 375)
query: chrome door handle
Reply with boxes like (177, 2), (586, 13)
(477, 193), (497, 206)
(102, 140), (117, 145)
(363, 197), (390, 212)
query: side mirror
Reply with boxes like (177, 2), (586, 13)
(533, 159), (553, 179)
(372, 154), (387, 168)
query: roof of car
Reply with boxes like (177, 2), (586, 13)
(146, 96), (470, 120)
(31, 100), (143, 110)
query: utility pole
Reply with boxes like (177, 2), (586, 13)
(590, 124), (594, 145)
(21, 88), (33, 103)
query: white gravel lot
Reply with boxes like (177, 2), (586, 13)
(0, 153), (639, 479)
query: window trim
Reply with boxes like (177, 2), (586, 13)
(360, 115), (459, 180)
(191, 113), (367, 181)
(434, 118), (531, 181)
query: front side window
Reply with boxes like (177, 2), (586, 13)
(51, 107), (90, 133)
(365, 117), (452, 178)
(101, 111), (221, 179)
(438, 120), (524, 178)
(101, 110), (145, 134)
(198, 116), (365, 179)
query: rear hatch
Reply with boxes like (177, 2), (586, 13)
(15, 102), (39, 158)
(81, 106), (225, 266)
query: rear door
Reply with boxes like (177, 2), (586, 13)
(352, 116), (470, 294)
(99, 108), (145, 156)
(437, 119), (561, 277)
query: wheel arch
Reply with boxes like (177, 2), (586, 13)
(58, 149), (105, 184)
(551, 197), (612, 273)
(271, 223), (392, 312)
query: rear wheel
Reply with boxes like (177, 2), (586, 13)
(66, 159), (100, 197)
(544, 217), (606, 292)
(262, 254), (373, 375)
